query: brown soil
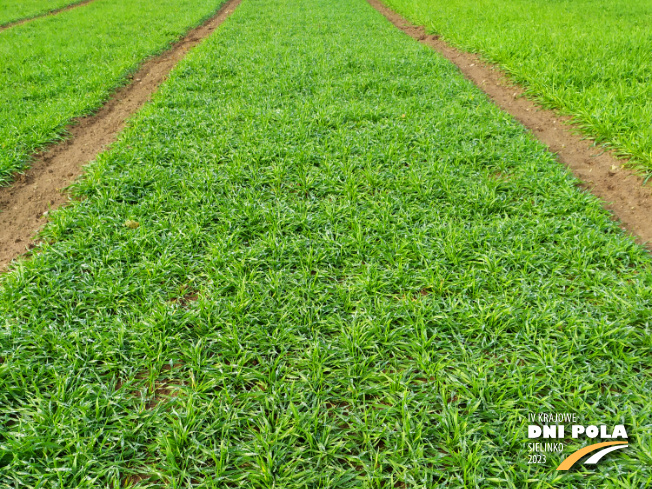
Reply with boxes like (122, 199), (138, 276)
(0, 0), (98, 32)
(368, 0), (652, 251)
(0, 0), (242, 271)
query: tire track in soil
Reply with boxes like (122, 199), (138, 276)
(0, 0), (242, 271)
(0, 0), (98, 32)
(368, 0), (652, 251)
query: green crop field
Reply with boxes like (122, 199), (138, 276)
(384, 0), (652, 175)
(1, 0), (651, 487)
(0, 0), (227, 184)
(0, 0), (85, 26)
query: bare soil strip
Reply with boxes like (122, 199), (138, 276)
(0, 0), (242, 270)
(0, 0), (97, 32)
(368, 0), (652, 250)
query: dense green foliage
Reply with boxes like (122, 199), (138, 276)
(385, 0), (652, 174)
(1, 0), (651, 487)
(0, 0), (83, 26)
(0, 0), (227, 184)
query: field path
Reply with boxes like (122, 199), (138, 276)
(0, 0), (97, 32)
(0, 0), (242, 269)
(368, 0), (652, 249)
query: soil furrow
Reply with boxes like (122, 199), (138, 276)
(0, 0), (98, 32)
(368, 0), (652, 250)
(0, 0), (242, 270)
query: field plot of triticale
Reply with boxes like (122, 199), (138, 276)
(384, 0), (652, 175)
(0, 0), (651, 487)
(0, 0), (86, 26)
(0, 0), (227, 184)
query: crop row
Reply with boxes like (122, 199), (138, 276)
(385, 0), (652, 174)
(0, 0), (85, 26)
(0, 0), (227, 184)
(1, 0), (650, 486)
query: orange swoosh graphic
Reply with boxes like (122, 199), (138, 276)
(556, 441), (628, 470)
